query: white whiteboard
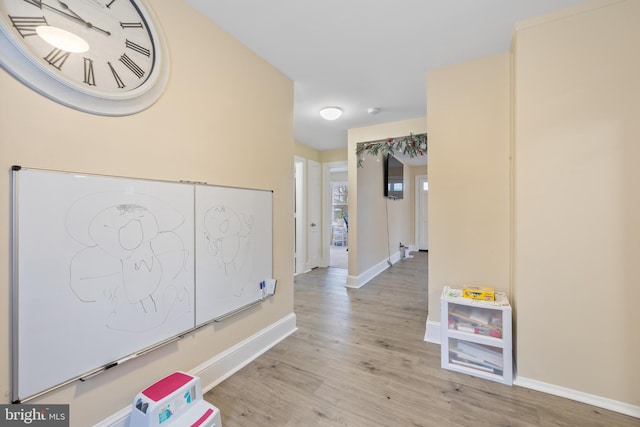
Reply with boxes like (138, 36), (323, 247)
(12, 167), (274, 402)
(13, 168), (195, 402)
(195, 184), (273, 325)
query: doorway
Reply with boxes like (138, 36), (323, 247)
(416, 175), (428, 251)
(328, 164), (348, 269)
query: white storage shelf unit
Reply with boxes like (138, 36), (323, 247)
(440, 286), (513, 385)
(332, 225), (347, 246)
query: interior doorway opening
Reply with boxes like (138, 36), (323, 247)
(415, 175), (428, 251)
(329, 167), (348, 269)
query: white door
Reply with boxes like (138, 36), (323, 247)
(416, 175), (428, 250)
(307, 160), (322, 269)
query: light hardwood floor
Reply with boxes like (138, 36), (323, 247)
(329, 244), (348, 269)
(204, 252), (638, 426)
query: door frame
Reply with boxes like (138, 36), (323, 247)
(415, 174), (428, 251)
(322, 161), (348, 267)
(294, 157), (306, 274)
(307, 159), (322, 270)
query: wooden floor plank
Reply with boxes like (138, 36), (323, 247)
(205, 252), (639, 426)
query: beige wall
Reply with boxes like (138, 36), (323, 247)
(427, 52), (511, 322)
(0, 1), (294, 425)
(294, 141), (321, 162)
(429, 0), (640, 410)
(320, 148), (348, 163)
(294, 144), (346, 165)
(347, 117), (427, 275)
(410, 165), (428, 181)
(513, 0), (640, 406)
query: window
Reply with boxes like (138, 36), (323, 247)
(332, 182), (348, 222)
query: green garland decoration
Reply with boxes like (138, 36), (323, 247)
(356, 133), (427, 167)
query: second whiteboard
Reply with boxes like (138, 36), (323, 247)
(195, 184), (273, 325)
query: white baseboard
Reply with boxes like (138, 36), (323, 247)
(345, 251), (402, 288)
(424, 317), (441, 344)
(424, 318), (638, 418)
(514, 376), (640, 419)
(95, 313), (298, 427)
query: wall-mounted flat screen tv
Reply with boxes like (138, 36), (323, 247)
(384, 154), (404, 199)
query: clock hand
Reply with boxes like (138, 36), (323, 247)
(56, 0), (85, 20)
(55, 0), (111, 35)
(39, 0), (111, 36)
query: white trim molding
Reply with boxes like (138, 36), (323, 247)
(415, 174), (427, 251)
(294, 157), (307, 276)
(422, 316), (640, 420)
(96, 313), (297, 427)
(345, 251), (402, 288)
(424, 317), (440, 344)
(514, 376), (640, 419)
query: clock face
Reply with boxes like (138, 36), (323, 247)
(0, 0), (169, 114)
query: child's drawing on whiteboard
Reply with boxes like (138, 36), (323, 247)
(203, 205), (253, 295)
(66, 192), (191, 332)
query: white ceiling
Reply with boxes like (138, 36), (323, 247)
(186, 0), (587, 154)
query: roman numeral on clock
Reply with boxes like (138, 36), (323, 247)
(44, 48), (70, 70)
(125, 39), (150, 57)
(107, 61), (126, 88)
(9, 15), (47, 37)
(120, 22), (143, 29)
(83, 57), (96, 86)
(119, 53), (144, 78)
(21, 0), (43, 9)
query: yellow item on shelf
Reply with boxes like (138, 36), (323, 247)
(462, 285), (495, 301)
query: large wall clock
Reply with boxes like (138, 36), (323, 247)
(0, 0), (169, 115)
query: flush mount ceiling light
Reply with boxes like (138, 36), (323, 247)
(319, 107), (343, 120)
